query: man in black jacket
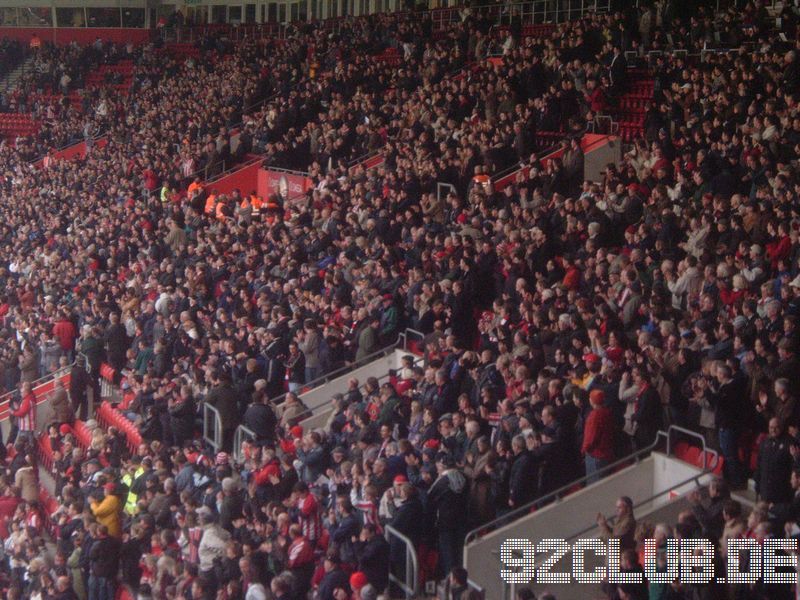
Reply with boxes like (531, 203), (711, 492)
(426, 453), (469, 578)
(205, 369), (241, 452)
(243, 389), (278, 443)
(103, 312), (129, 372)
(354, 523), (390, 593)
(756, 418), (794, 504)
(88, 524), (121, 600)
(707, 363), (747, 488)
(316, 552), (350, 600)
(771, 467), (800, 527)
(388, 481), (425, 586)
(508, 434), (537, 509)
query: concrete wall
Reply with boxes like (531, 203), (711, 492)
(464, 454), (721, 600)
(583, 134), (622, 184)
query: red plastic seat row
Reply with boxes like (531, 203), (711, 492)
(619, 126), (644, 143)
(72, 420), (93, 449)
(97, 400), (142, 453)
(37, 434), (56, 471)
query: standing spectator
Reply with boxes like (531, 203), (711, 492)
(706, 363), (747, 488)
(90, 483), (122, 539)
(507, 434), (536, 509)
(755, 418), (794, 505)
(205, 370), (240, 453)
(427, 454), (469, 578)
(53, 311), (77, 361)
(353, 523), (390, 593)
(243, 390), (277, 443)
(50, 379), (74, 425)
(287, 522), (315, 596)
(18, 346), (38, 383)
(13, 381), (37, 446)
(597, 496), (636, 551)
(292, 482), (322, 546)
(103, 313), (128, 372)
(88, 524), (121, 600)
(14, 453), (38, 504)
(356, 315), (381, 362)
(198, 508), (231, 585)
(285, 342), (306, 392)
(298, 319), (322, 384)
(581, 389), (615, 483)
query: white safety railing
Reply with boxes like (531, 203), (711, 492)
(0, 363), (73, 429)
(233, 424), (257, 464)
(203, 402), (222, 452)
(385, 524), (419, 599)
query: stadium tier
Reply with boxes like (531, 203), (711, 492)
(0, 1), (797, 600)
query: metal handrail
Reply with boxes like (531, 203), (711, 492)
(271, 329), (418, 417)
(490, 143), (561, 184)
(0, 362), (74, 414)
(665, 425), (716, 470)
(491, 460), (719, 597)
(290, 329), (425, 421)
(565, 470), (714, 545)
(257, 165), (311, 177)
(233, 424), (256, 463)
(464, 426), (718, 547)
(203, 402), (222, 452)
(385, 524), (419, 598)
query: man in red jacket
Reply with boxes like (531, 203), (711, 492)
(52, 312), (77, 360)
(582, 389), (615, 484)
(12, 381), (37, 446)
(287, 523), (315, 596)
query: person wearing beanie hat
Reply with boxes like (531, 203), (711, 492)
(427, 452), (469, 577)
(349, 571), (368, 593)
(90, 480), (123, 538)
(582, 388), (615, 484)
(359, 584), (378, 600)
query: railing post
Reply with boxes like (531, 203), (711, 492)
(203, 402), (222, 452)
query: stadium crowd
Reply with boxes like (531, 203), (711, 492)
(0, 1), (799, 600)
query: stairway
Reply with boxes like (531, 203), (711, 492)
(613, 69), (654, 143)
(0, 54), (35, 95)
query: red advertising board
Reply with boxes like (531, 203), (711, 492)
(257, 168), (313, 203)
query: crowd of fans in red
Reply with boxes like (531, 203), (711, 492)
(0, 1), (800, 600)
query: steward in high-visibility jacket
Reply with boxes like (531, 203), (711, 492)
(215, 198), (227, 221)
(250, 194), (263, 216)
(121, 465), (144, 515)
(204, 193), (216, 215)
(187, 178), (203, 197)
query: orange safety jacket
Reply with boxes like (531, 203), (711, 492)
(188, 181), (203, 196)
(204, 194), (216, 215)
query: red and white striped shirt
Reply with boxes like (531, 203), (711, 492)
(187, 526), (203, 564)
(350, 488), (382, 534)
(12, 392), (36, 432)
(297, 493), (322, 543)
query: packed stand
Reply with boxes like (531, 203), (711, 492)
(0, 2), (800, 600)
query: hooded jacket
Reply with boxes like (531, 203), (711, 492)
(426, 468), (469, 530)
